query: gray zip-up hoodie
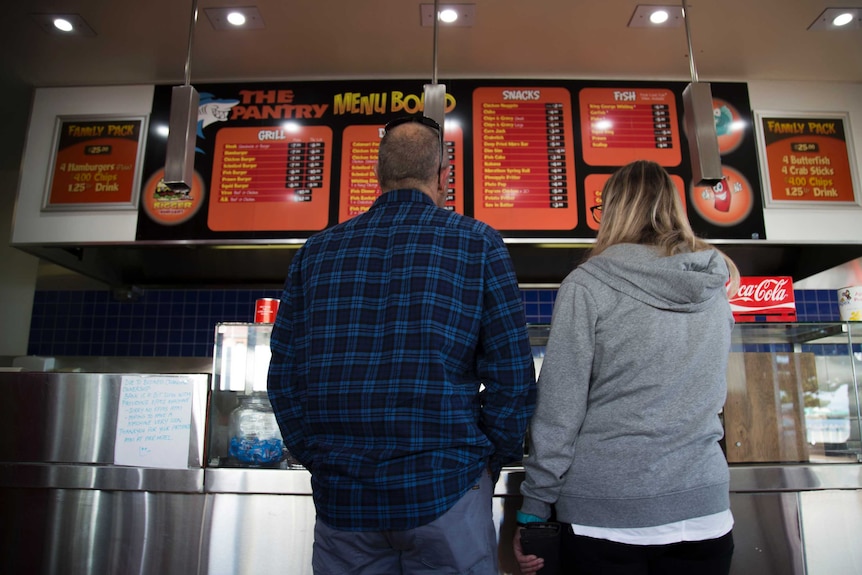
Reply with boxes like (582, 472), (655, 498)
(520, 243), (733, 528)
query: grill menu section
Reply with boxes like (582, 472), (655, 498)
(136, 79), (766, 242)
(579, 87), (681, 167)
(209, 126), (332, 231)
(472, 87), (578, 230)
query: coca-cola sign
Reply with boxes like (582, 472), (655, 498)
(729, 276), (797, 322)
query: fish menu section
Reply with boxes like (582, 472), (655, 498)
(579, 88), (680, 167)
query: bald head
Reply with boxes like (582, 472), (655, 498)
(376, 121), (447, 203)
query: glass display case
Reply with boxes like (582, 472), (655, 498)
(209, 322), (299, 469)
(725, 321), (861, 464)
(209, 321), (862, 468)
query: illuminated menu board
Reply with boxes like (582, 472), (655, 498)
(579, 88), (680, 167)
(208, 126), (332, 231)
(136, 80), (765, 243)
(338, 124), (464, 223)
(472, 87), (578, 230)
(756, 113), (859, 206)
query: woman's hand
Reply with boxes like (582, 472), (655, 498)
(513, 527), (545, 575)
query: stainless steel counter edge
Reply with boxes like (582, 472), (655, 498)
(0, 462), (205, 492)
(4, 462), (858, 495)
(203, 463), (862, 495)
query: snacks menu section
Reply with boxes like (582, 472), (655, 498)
(338, 124), (464, 223)
(758, 115), (858, 205)
(472, 87), (578, 230)
(579, 88), (681, 167)
(208, 126), (332, 231)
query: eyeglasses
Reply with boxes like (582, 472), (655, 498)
(590, 204), (603, 224)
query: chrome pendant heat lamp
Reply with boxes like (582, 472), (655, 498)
(423, 0), (446, 130)
(164, 0), (201, 192)
(680, 0), (723, 186)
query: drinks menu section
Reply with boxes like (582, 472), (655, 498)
(472, 87), (578, 231)
(208, 126), (332, 231)
(759, 115), (857, 205)
(338, 124), (464, 223)
(579, 88), (681, 167)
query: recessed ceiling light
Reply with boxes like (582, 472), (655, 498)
(628, 5), (684, 28)
(226, 12), (247, 26)
(420, 4), (476, 27)
(833, 12), (854, 26)
(53, 18), (74, 32)
(30, 13), (97, 36)
(439, 9), (459, 23)
(650, 10), (670, 25)
(809, 8), (861, 30)
(204, 6), (265, 30)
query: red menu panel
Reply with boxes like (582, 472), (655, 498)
(583, 174), (687, 232)
(760, 115), (857, 204)
(579, 88), (681, 167)
(208, 126), (332, 231)
(472, 87), (578, 230)
(46, 117), (144, 208)
(338, 124), (464, 223)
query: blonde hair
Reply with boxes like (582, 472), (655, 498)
(591, 160), (740, 295)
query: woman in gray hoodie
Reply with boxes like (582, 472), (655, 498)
(515, 160), (740, 575)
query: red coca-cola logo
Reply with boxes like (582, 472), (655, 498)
(730, 276), (796, 322)
(733, 278), (790, 303)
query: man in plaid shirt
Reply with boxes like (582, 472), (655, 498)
(268, 115), (536, 574)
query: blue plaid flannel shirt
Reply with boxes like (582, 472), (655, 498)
(267, 188), (536, 531)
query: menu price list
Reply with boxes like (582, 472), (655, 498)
(45, 117), (144, 209)
(209, 126), (332, 231)
(579, 88), (681, 167)
(760, 116), (857, 204)
(472, 87), (578, 230)
(338, 124), (464, 223)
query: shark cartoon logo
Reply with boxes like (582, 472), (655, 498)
(196, 92), (240, 152)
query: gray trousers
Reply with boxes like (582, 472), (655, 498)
(312, 471), (498, 575)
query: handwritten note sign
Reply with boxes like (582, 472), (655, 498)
(114, 376), (194, 469)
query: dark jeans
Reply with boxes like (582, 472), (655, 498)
(562, 528), (734, 575)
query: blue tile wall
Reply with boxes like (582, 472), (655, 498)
(26, 288), (845, 358)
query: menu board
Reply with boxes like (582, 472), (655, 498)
(472, 87), (578, 230)
(579, 88), (680, 167)
(755, 112), (859, 207)
(44, 115), (147, 211)
(338, 123), (464, 222)
(208, 126), (332, 231)
(136, 79), (766, 243)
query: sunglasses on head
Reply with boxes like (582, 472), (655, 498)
(384, 115), (445, 163)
